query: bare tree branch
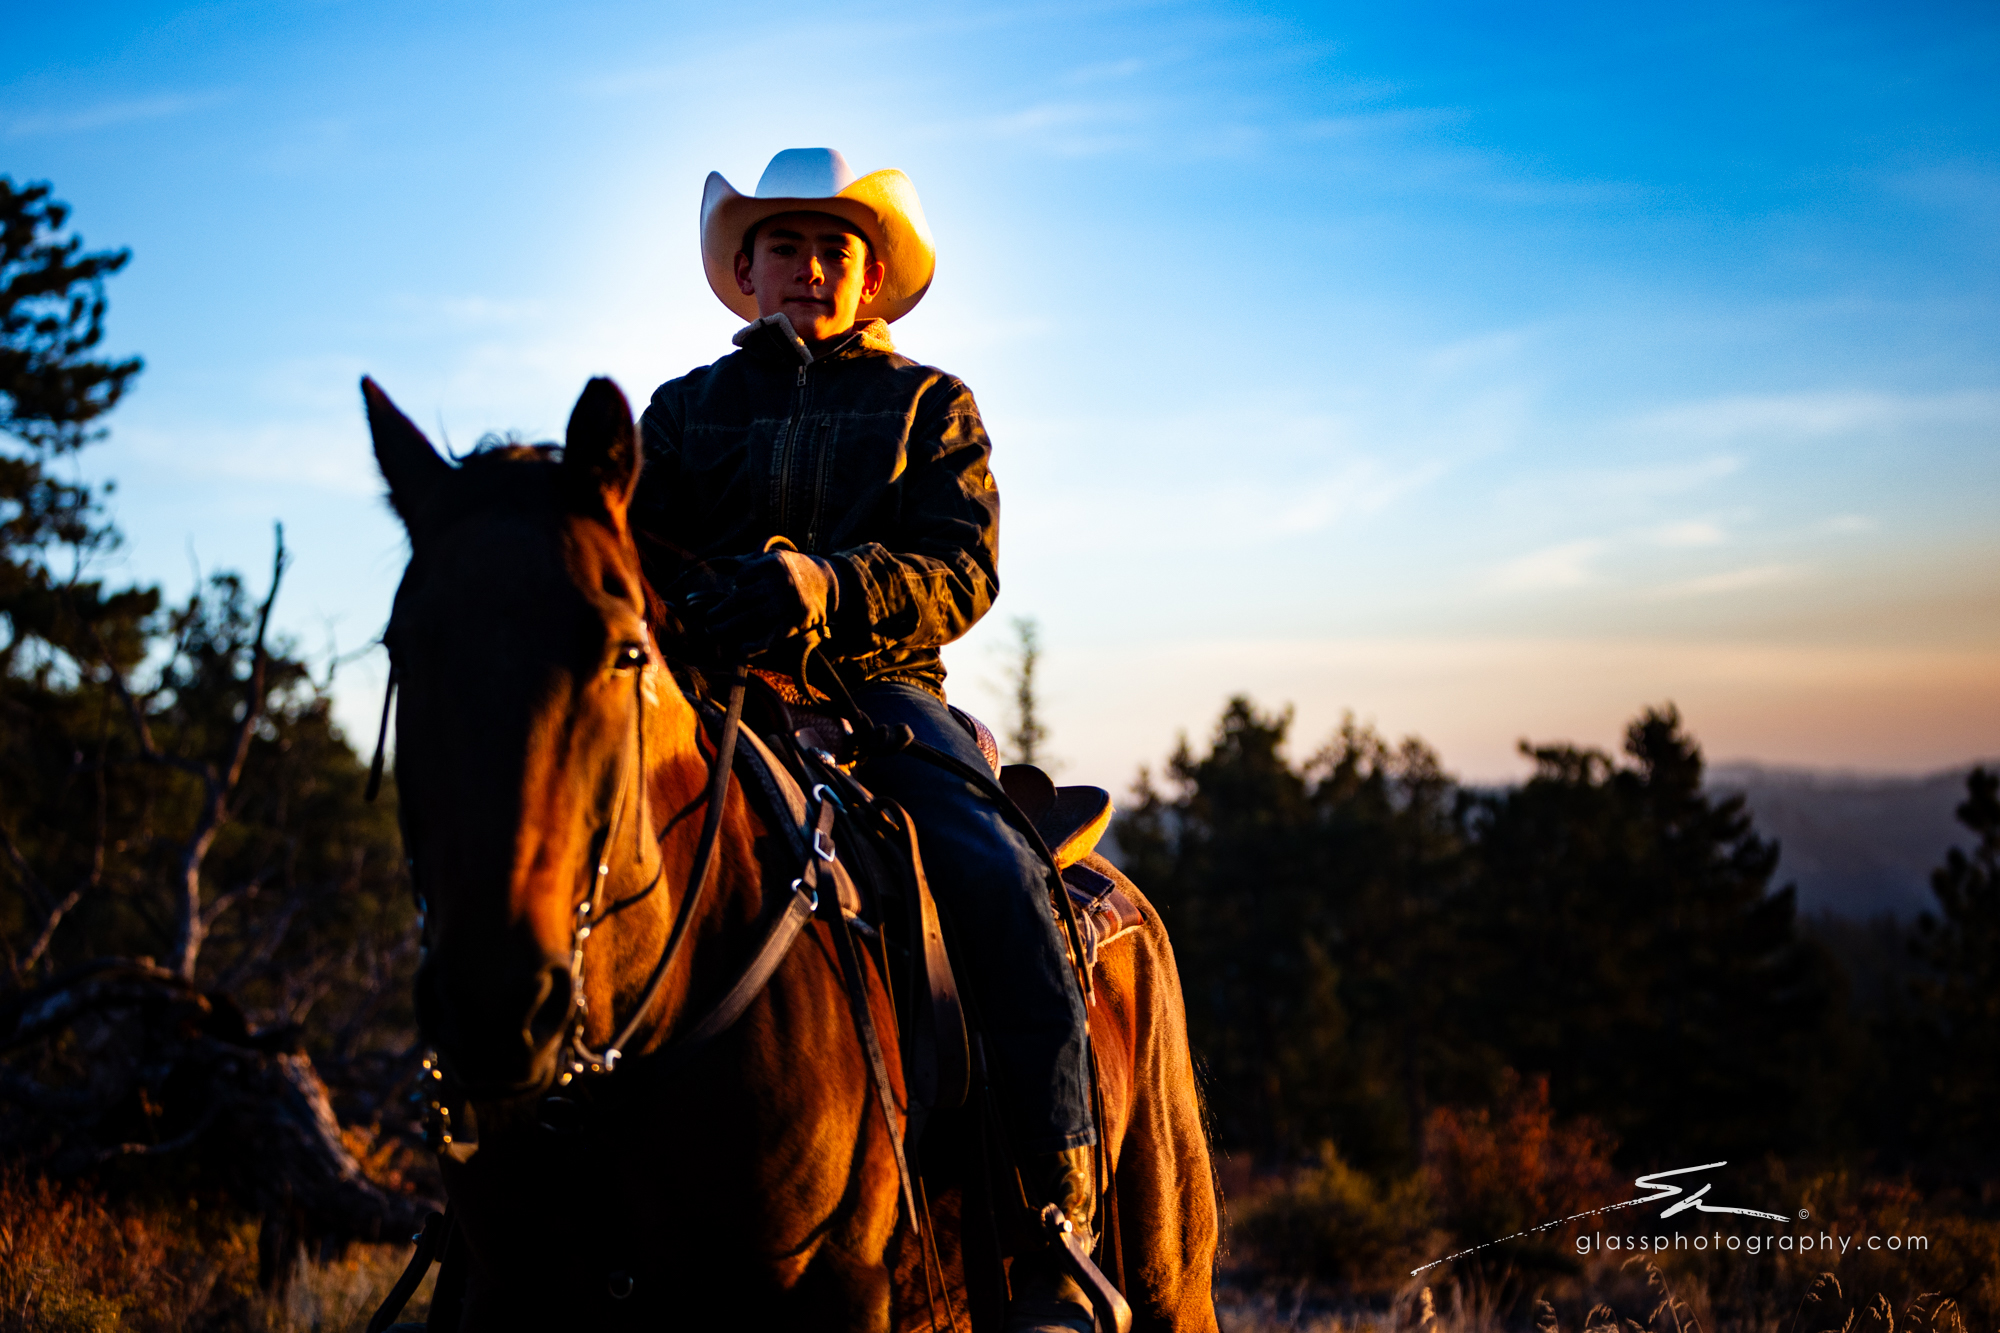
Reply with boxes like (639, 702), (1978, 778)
(200, 865), (277, 932)
(1, 957), (198, 1052)
(218, 844), (351, 994)
(16, 732), (111, 975)
(0, 820), (55, 915)
(89, 524), (288, 981)
(17, 880), (88, 976)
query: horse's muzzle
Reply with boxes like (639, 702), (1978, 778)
(418, 953), (573, 1098)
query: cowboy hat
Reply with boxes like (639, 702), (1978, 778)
(700, 148), (936, 325)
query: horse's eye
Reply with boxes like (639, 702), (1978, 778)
(613, 643), (648, 671)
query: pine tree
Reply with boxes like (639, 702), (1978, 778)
(1462, 705), (1838, 1159)
(0, 178), (411, 1046)
(1003, 615), (1049, 766)
(1117, 699), (1470, 1166)
(0, 185), (420, 1266)
(1911, 767), (2000, 1149)
(1, 177), (147, 675)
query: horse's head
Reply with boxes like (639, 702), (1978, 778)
(367, 375), (656, 1098)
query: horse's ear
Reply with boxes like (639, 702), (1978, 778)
(362, 376), (450, 529)
(564, 377), (640, 517)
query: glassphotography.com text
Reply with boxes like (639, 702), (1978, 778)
(1576, 1230), (1931, 1257)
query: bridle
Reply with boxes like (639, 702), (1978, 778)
(364, 614), (1108, 1333)
(557, 644), (751, 1079)
(367, 623), (756, 1087)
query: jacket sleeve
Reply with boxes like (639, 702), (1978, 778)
(827, 375), (999, 660)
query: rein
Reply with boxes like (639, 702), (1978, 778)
(363, 655), (817, 1332)
(364, 662), (396, 803)
(563, 657), (749, 1076)
(364, 638), (1003, 1330)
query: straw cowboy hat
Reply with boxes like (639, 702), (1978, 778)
(700, 148), (936, 324)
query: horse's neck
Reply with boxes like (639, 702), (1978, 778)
(639, 669), (711, 832)
(575, 670), (733, 1057)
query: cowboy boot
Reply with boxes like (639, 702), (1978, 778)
(1006, 1144), (1097, 1333)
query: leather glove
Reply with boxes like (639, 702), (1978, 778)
(704, 549), (841, 660)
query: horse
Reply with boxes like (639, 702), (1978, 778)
(364, 373), (1219, 1332)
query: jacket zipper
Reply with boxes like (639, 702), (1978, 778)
(804, 423), (833, 552)
(773, 362), (810, 538)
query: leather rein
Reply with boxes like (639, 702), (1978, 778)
(371, 614), (835, 1081)
(363, 643), (872, 1332)
(560, 649), (750, 1078)
(365, 636), (1122, 1333)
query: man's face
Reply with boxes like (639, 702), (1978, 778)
(734, 210), (886, 342)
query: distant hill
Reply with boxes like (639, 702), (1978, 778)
(1707, 761), (1995, 920)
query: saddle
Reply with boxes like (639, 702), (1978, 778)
(768, 691), (1144, 981)
(992, 756), (1144, 967)
(735, 689), (1140, 1332)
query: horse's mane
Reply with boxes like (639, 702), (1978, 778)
(417, 440), (566, 529)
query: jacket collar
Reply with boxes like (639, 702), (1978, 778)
(732, 313), (895, 367)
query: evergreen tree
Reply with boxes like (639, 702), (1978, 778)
(0, 179), (412, 1075)
(1, 177), (148, 674)
(0, 178), (140, 453)
(1119, 700), (1318, 1158)
(1911, 767), (2000, 1152)
(1117, 699), (1472, 1167)
(1003, 615), (1049, 766)
(0, 187), (418, 1250)
(1461, 705), (1838, 1160)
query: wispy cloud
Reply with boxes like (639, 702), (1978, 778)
(957, 99), (1150, 156)
(1878, 163), (2000, 217)
(1510, 455), (1742, 515)
(1062, 56), (1149, 85)
(117, 419), (381, 497)
(1650, 520), (1727, 548)
(1295, 108), (1461, 141)
(1644, 564), (1806, 601)
(1264, 458), (1449, 534)
(5, 91), (229, 138)
(1488, 539), (1606, 591)
(1039, 454), (1447, 549)
(1288, 112), (1645, 206)
(1421, 329), (1532, 375)
(1634, 390), (2000, 443)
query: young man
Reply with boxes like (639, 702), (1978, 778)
(632, 148), (1098, 1333)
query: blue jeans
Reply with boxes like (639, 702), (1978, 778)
(854, 682), (1095, 1153)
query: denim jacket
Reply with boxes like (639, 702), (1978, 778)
(634, 318), (1000, 697)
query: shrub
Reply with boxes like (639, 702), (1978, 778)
(1234, 1143), (1436, 1292)
(1423, 1071), (1622, 1259)
(0, 1168), (256, 1332)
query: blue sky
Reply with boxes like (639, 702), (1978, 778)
(5, 0), (1996, 787)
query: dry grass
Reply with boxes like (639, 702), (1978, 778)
(1217, 1249), (1998, 1333)
(0, 1169), (430, 1333)
(1219, 1087), (2000, 1333)
(247, 1247), (433, 1333)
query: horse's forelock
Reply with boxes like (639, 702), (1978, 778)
(415, 443), (615, 532)
(388, 442), (643, 652)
